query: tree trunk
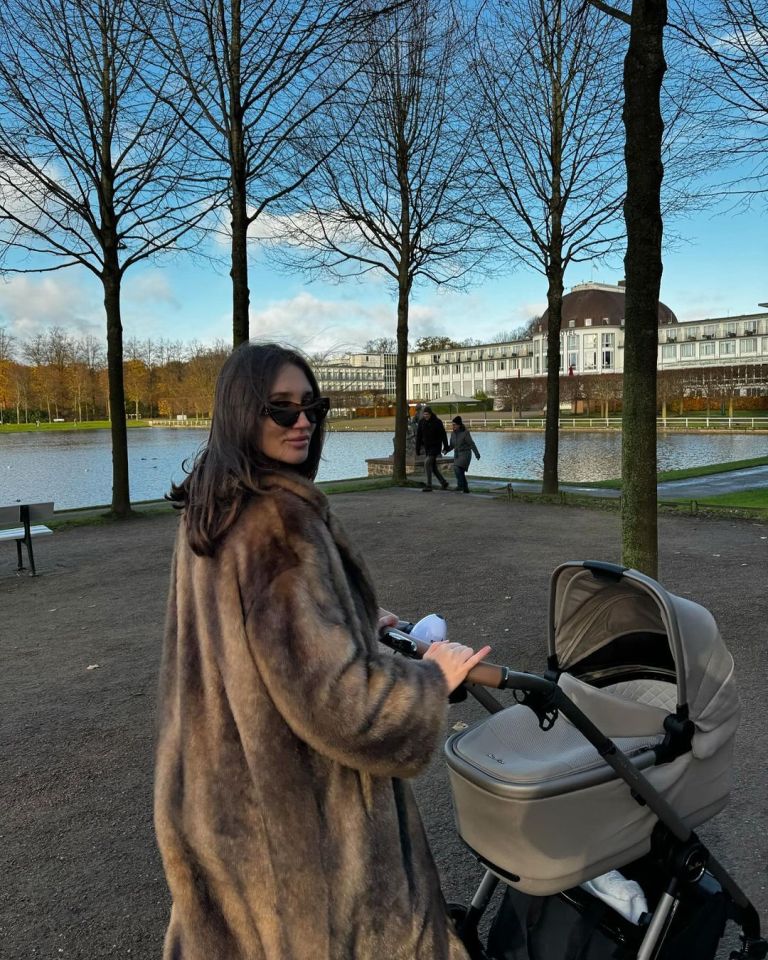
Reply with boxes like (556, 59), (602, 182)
(230, 177), (250, 347)
(392, 272), (410, 484)
(542, 33), (565, 496)
(103, 266), (132, 517)
(542, 266), (563, 494)
(229, 1), (249, 348)
(621, 0), (666, 577)
(392, 110), (412, 486)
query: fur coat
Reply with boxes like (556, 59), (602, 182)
(155, 471), (468, 960)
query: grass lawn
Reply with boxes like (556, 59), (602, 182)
(586, 456), (768, 490)
(0, 420), (149, 433)
(680, 488), (768, 510)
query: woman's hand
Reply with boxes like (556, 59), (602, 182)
(423, 641), (493, 693)
(377, 607), (399, 635)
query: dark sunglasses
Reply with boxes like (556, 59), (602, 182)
(261, 396), (330, 428)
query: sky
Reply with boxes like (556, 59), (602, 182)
(0, 199), (765, 356)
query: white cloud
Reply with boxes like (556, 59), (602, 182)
(0, 273), (103, 341)
(246, 291), (398, 353)
(122, 270), (179, 308)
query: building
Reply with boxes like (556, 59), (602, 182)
(405, 283), (768, 403)
(314, 352), (397, 406)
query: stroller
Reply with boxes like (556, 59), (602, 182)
(382, 560), (767, 960)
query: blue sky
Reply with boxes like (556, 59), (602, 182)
(0, 199), (765, 354)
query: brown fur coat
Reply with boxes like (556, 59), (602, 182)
(155, 471), (468, 959)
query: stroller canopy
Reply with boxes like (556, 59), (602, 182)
(548, 563), (740, 759)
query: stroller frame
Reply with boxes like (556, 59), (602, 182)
(383, 560), (767, 960)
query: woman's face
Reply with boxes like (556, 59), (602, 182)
(261, 363), (316, 466)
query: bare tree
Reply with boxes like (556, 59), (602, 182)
(152, 0), (387, 346)
(495, 374), (534, 417)
(363, 337), (397, 353)
(473, 0), (626, 495)
(272, 0), (487, 481)
(0, 325), (15, 361)
(0, 0), (206, 516)
(414, 337), (464, 352)
(676, 0), (768, 205)
(490, 319), (540, 343)
(587, 0), (666, 576)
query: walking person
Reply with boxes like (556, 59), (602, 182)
(155, 342), (491, 960)
(415, 405), (450, 491)
(447, 416), (481, 493)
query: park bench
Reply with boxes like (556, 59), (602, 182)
(0, 502), (54, 576)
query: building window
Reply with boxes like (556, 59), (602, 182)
(661, 344), (677, 360)
(498, 361), (506, 371)
(583, 333), (598, 370)
(443, 382), (450, 395)
(681, 342), (695, 358)
(474, 380), (483, 394)
(762, 337), (768, 354)
(454, 364), (460, 373)
(701, 340), (716, 356)
(522, 356), (532, 370)
(740, 338), (757, 354)
(704, 325), (716, 339)
(720, 340), (736, 356)
(485, 361), (494, 371)
(584, 317), (592, 327)
(568, 319), (576, 328)
(601, 333), (614, 369)
(463, 364), (471, 373)
(475, 362), (482, 372)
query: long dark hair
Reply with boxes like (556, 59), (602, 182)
(168, 342), (325, 556)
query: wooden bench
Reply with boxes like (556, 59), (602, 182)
(0, 502), (54, 576)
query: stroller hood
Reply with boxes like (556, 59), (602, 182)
(548, 563), (740, 759)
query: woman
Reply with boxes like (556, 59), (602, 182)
(447, 416), (481, 493)
(155, 342), (490, 960)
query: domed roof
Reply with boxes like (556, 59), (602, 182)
(536, 283), (677, 334)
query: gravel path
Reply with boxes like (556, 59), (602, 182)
(2, 489), (766, 959)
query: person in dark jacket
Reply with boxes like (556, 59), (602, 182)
(415, 406), (450, 491)
(447, 416), (480, 493)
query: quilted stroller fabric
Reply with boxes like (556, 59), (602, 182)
(445, 563), (741, 896)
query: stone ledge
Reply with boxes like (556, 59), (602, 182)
(366, 456), (454, 478)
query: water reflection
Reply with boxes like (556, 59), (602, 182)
(0, 427), (766, 510)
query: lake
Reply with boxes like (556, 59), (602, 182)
(1, 427), (767, 510)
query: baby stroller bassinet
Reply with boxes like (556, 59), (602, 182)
(381, 560), (765, 960)
(444, 560), (741, 896)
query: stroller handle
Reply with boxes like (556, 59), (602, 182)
(381, 627), (511, 689)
